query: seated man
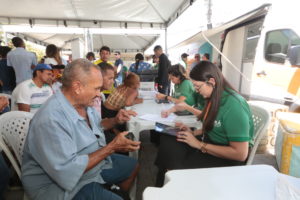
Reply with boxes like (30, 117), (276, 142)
(21, 59), (140, 200)
(11, 63), (53, 114)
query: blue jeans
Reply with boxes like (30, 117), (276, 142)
(73, 154), (137, 200)
(0, 153), (10, 200)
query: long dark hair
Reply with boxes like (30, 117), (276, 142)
(135, 53), (144, 71)
(168, 64), (187, 83)
(190, 61), (236, 133)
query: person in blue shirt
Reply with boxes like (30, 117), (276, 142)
(114, 51), (124, 85)
(129, 53), (151, 74)
(21, 59), (141, 200)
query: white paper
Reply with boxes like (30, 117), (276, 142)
(139, 90), (157, 100)
(138, 114), (176, 122)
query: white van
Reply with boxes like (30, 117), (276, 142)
(170, 3), (300, 111)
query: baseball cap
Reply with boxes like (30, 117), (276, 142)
(114, 51), (121, 55)
(33, 63), (52, 71)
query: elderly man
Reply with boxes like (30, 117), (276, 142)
(21, 59), (140, 200)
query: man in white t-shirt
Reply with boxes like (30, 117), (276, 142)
(12, 64), (53, 114)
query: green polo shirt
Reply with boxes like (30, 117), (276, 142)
(173, 79), (195, 106)
(193, 91), (205, 110)
(206, 89), (254, 146)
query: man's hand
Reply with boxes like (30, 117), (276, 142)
(109, 132), (141, 152)
(115, 109), (137, 124)
(0, 96), (9, 112)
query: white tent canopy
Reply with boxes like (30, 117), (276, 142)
(169, 4), (270, 51)
(0, 0), (194, 52)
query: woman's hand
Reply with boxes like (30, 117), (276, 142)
(176, 131), (200, 149)
(173, 102), (188, 111)
(175, 122), (191, 132)
(161, 110), (171, 118)
(156, 93), (166, 100)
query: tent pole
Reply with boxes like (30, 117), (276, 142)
(165, 28), (168, 54)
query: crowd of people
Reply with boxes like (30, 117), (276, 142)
(0, 36), (254, 200)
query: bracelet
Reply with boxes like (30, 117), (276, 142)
(200, 142), (207, 153)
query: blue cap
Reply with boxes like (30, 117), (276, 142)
(33, 64), (52, 71)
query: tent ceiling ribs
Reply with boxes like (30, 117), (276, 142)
(146, 0), (166, 22)
(0, 16), (165, 29)
(70, 0), (79, 19)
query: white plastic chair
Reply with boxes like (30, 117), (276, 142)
(246, 103), (271, 165)
(0, 111), (33, 178)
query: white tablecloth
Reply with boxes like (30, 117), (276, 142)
(143, 165), (300, 200)
(128, 99), (200, 140)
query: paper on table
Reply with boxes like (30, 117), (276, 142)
(139, 90), (157, 100)
(138, 114), (176, 122)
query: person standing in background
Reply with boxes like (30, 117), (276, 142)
(86, 52), (95, 62)
(0, 46), (16, 94)
(94, 46), (114, 98)
(7, 37), (37, 85)
(179, 53), (189, 69)
(114, 51), (124, 85)
(129, 53), (151, 74)
(153, 45), (171, 95)
(202, 53), (210, 61)
(44, 44), (67, 66)
(190, 53), (200, 71)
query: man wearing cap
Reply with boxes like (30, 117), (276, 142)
(114, 51), (124, 85)
(11, 63), (53, 114)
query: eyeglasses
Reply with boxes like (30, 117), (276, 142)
(193, 83), (205, 91)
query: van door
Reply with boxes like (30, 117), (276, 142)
(240, 20), (264, 98)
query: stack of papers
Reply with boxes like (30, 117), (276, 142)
(138, 114), (176, 122)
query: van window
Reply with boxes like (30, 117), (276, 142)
(264, 29), (300, 64)
(243, 21), (263, 61)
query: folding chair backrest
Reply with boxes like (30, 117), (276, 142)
(246, 103), (271, 165)
(0, 111), (33, 173)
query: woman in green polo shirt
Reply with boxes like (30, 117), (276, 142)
(156, 64), (195, 105)
(155, 61), (254, 186)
